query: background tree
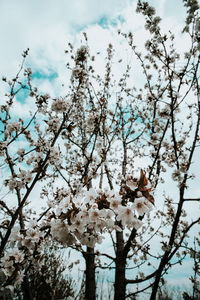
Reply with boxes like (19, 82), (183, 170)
(13, 247), (75, 300)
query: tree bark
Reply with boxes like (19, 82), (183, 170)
(22, 277), (33, 300)
(150, 189), (185, 300)
(85, 247), (96, 300)
(114, 231), (126, 300)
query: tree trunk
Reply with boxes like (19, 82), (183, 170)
(22, 276), (33, 300)
(114, 231), (126, 300)
(150, 257), (167, 300)
(85, 247), (96, 300)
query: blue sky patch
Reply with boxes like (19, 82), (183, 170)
(32, 70), (58, 81)
(15, 70), (58, 104)
(117, 15), (125, 24)
(98, 16), (109, 28)
(98, 15), (125, 28)
(15, 84), (30, 104)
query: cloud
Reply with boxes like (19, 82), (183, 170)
(0, 0), (131, 75)
(0, 0), (189, 101)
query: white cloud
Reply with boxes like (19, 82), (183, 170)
(0, 0), (188, 76)
(0, 0), (190, 105)
(0, 0), (131, 75)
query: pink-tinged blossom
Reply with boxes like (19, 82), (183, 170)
(84, 188), (98, 203)
(9, 226), (22, 242)
(70, 210), (88, 233)
(116, 206), (135, 227)
(127, 216), (143, 230)
(103, 209), (115, 228)
(88, 207), (101, 222)
(109, 195), (122, 212)
(70, 217), (85, 234)
(11, 250), (24, 264)
(56, 197), (71, 215)
(133, 197), (152, 216)
(26, 228), (40, 243)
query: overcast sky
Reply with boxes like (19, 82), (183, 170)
(0, 0), (186, 76)
(0, 0), (189, 112)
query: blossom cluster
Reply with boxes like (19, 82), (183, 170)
(0, 222), (46, 289)
(4, 122), (21, 138)
(51, 97), (70, 113)
(4, 170), (32, 191)
(49, 171), (154, 248)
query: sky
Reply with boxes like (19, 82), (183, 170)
(0, 0), (188, 115)
(0, 0), (186, 77)
(0, 0), (198, 296)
